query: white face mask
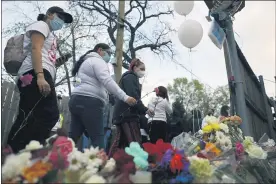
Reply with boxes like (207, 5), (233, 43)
(136, 71), (145, 78)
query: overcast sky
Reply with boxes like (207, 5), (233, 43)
(1, 1), (275, 106)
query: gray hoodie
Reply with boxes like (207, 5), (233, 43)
(72, 52), (129, 104)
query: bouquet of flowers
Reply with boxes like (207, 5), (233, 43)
(143, 139), (216, 183)
(1, 130), (149, 184)
(220, 115), (244, 143)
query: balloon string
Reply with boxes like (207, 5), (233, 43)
(188, 48), (195, 134)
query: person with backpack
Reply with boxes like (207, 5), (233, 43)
(6, 7), (73, 153)
(69, 43), (137, 149)
(109, 59), (154, 157)
(148, 86), (172, 143)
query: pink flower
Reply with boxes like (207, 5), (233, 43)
(235, 142), (244, 157)
(48, 136), (73, 169)
(20, 74), (33, 87)
(97, 149), (108, 165)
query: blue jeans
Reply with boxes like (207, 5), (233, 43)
(82, 134), (91, 149)
(69, 95), (105, 149)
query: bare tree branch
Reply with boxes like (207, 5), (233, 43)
(72, 0), (175, 69)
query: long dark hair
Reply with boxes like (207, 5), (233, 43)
(72, 43), (110, 76)
(220, 105), (229, 117)
(37, 14), (47, 21)
(157, 86), (169, 101)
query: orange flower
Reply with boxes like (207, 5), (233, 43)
(205, 142), (221, 156)
(22, 160), (52, 183)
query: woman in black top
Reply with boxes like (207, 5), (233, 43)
(109, 59), (154, 156)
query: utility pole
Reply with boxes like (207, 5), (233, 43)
(114, 0), (125, 84)
(223, 17), (252, 136)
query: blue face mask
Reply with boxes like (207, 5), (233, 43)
(102, 51), (111, 63)
(50, 15), (64, 31)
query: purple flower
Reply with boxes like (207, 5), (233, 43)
(182, 160), (190, 173)
(176, 149), (185, 155)
(200, 140), (206, 150)
(160, 149), (173, 167)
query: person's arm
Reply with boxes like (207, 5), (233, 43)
(92, 58), (129, 102)
(30, 32), (44, 75)
(122, 74), (148, 114)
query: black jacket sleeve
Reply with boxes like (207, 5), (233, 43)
(122, 74), (148, 114)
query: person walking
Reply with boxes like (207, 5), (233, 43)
(69, 43), (136, 149)
(7, 6), (73, 153)
(109, 59), (154, 156)
(148, 86), (172, 143)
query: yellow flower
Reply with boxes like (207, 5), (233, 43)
(202, 125), (212, 133)
(195, 146), (201, 152)
(210, 123), (220, 131)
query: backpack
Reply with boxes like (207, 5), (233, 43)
(4, 34), (27, 76)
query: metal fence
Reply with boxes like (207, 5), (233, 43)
(227, 43), (276, 141)
(1, 80), (71, 145)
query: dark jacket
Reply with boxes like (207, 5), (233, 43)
(113, 71), (148, 124)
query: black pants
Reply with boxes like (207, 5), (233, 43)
(149, 120), (167, 143)
(142, 135), (149, 144)
(69, 95), (105, 149)
(7, 70), (59, 153)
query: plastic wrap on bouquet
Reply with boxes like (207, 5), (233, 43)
(171, 132), (201, 156)
(239, 155), (276, 184)
(130, 171), (152, 183)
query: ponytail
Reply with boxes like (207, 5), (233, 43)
(37, 14), (46, 21)
(157, 86), (169, 101)
(72, 43), (110, 76)
(72, 50), (94, 76)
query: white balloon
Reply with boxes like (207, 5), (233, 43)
(174, 1), (194, 16)
(178, 19), (203, 49)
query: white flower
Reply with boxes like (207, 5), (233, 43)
(86, 158), (103, 170)
(263, 139), (275, 147)
(198, 130), (203, 135)
(83, 147), (103, 167)
(246, 145), (267, 159)
(205, 116), (219, 125)
(2, 152), (31, 181)
(100, 158), (116, 174)
(215, 131), (226, 146)
(221, 137), (232, 151)
(67, 150), (84, 171)
(219, 123), (229, 133)
(84, 147), (100, 159)
(85, 174), (106, 183)
(215, 131), (225, 140)
(24, 140), (43, 151)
